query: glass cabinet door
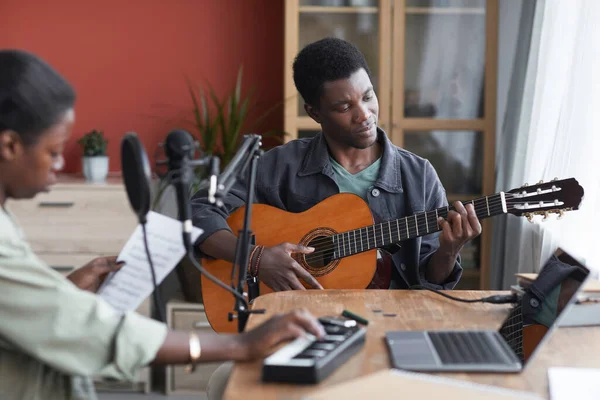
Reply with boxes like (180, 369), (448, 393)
(392, 0), (492, 200)
(403, 130), (483, 195)
(403, 0), (486, 119)
(297, 0), (383, 117)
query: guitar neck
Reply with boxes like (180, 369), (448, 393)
(332, 192), (507, 259)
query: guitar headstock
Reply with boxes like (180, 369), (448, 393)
(505, 178), (584, 222)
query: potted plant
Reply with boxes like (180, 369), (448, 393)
(152, 66), (286, 210)
(78, 129), (109, 183)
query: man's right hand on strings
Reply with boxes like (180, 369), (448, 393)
(258, 243), (324, 291)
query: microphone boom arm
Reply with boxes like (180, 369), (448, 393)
(221, 134), (265, 332)
(215, 134), (262, 208)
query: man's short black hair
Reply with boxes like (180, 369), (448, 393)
(0, 49), (76, 146)
(293, 37), (371, 106)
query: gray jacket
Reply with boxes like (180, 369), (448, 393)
(191, 128), (462, 290)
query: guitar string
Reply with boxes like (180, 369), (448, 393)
(302, 195), (511, 252)
(304, 201), (529, 262)
(301, 189), (566, 256)
(303, 201), (557, 263)
(303, 195), (565, 262)
(301, 193), (570, 263)
(304, 201), (507, 262)
(301, 192), (562, 253)
(301, 193), (529, 249)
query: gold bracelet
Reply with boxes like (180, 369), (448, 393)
(186, 332), (201, 373)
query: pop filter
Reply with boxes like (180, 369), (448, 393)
(121, 132), (151, 224)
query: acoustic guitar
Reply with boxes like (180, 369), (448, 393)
(199, 178), (584, 333)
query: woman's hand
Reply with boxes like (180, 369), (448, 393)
(66, 256), (124, 293)
(237, 308), (325, 360)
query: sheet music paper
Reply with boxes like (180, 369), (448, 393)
(548, 367), (600, 400)
(97, 211), (203, 313)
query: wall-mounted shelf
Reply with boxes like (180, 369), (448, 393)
(405, 7), (485, 15)
(299, 6), (379, 13)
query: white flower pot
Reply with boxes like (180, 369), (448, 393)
(82, 156), (109, 183)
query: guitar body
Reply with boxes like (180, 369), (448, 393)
(200, 193), (386, 333)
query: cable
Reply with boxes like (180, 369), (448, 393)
(410, 285), (519, 304)
(163, 166), (250, 312)
(142, 222), (166, 322)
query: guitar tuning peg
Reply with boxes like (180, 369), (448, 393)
(538, 180), (544, 184)
(552, 177), (559, 181)
(543, 211), (550, 221)
(558, 209), (565, 219)
(521, 183), (529, 188)
(525, 213), (534, 223)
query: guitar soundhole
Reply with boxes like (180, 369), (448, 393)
(294, 227), (341, 277)
(305, 236), (335, 268)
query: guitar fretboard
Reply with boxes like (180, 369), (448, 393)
(332, 193), (506, 259)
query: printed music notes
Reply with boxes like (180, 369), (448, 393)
(97, 211), (202, 313)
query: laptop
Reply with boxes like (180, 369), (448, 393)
(385, 248), (590, 373)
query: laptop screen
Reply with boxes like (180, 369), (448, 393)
(497, 248), (590, 364)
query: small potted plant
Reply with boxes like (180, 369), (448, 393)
(78, 129), (109, 183)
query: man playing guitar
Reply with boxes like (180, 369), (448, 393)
(191, 37), (482, 293)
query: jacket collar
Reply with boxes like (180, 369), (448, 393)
(298, 127), (403, 193)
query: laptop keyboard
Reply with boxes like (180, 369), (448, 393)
(428, 331), (509, 365)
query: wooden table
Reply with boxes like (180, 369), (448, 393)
(224, 290), (600, 399)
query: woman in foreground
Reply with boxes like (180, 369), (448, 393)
(0, 49), (324, 400)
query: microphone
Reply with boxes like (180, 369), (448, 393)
(213, 134), (262, 207)
(120, 132), (164, 322)
(182, 134), (261, 209)
(120, 130), (251, 325)
(159, 130), (254, 323)
(121, 132), (151, 223)
(164, 129), (196, 251)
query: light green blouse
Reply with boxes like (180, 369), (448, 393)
(0, 206), (168, 399)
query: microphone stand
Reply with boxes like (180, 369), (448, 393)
(217, 134), (266, 333)
(177, 134), (266, 333)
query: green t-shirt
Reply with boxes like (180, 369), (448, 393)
(329, 156), (381, 201)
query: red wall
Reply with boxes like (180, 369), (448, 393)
(0, 0), (284, 173)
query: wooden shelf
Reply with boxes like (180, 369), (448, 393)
(299, 6), (379, 14)
(401, 118), (486, 131)
(405, 7), (485, 15)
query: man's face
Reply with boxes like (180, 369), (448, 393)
(306, 68), (379, 149)
(0, 109), (74, 199)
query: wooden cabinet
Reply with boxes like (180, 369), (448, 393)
(5, 175), (152, 393)
(165, 301), (223, 395)
(284, 0), (498, 289)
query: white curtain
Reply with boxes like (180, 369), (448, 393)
(493, 0), (600, 287)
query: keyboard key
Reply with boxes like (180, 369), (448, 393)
(428, 331), (509, 365)
(324, 325), (345, 334)
(324, 334), (346, 342)
(295, 349), (327, 358)
(310, 343), (336, 351)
